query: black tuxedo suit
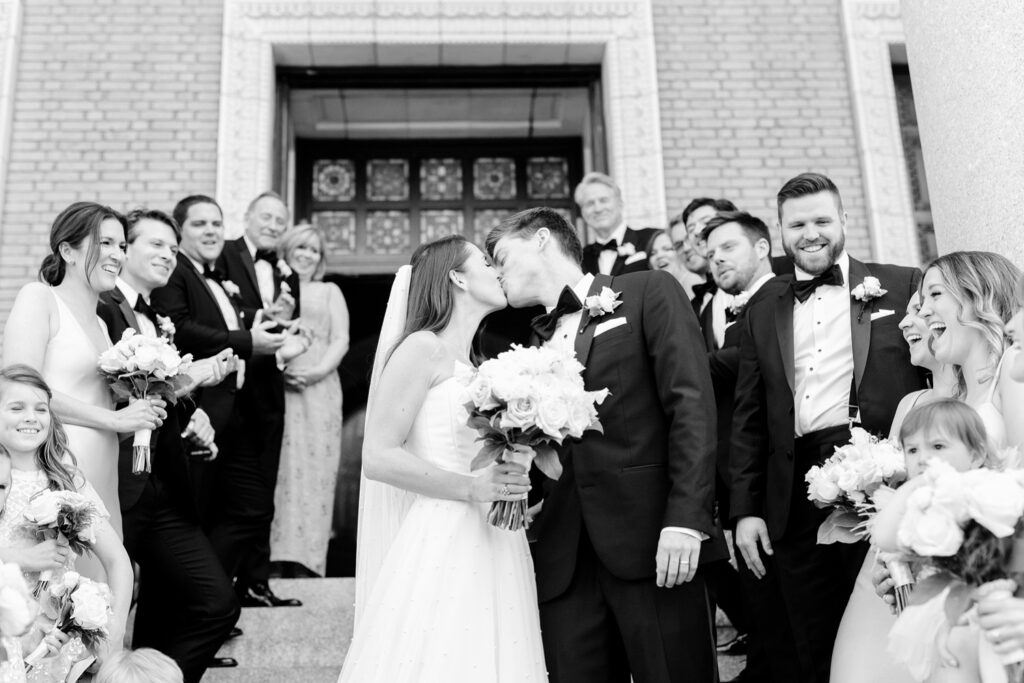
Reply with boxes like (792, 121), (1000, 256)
(217, 237), (300, 588)
(97, 287), (238, 683)
(580, 226), (659, 277)
(530, 270), (717, 683)
(729, 257), (926, 681)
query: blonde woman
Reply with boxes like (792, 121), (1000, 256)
(269, 226), (350, 576)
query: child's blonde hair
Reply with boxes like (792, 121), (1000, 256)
(899, 398), (997, 469)
(94, 648), (183, 683)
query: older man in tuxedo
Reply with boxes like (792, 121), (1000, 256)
(99, 208), (240, 680)
(729, 173), (926, 682)
(489, 207), (718, 683)
(576, 173), (658, 277)
(217, 191), (304, 608)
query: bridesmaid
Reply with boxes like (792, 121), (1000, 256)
(2, 203), (165, 555)
(269, 226), (350, 577)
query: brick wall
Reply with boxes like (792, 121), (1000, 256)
(651, 0), (871, 259)
(0, 0), (222, 316)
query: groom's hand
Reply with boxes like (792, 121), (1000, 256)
(735, 516), (773, 579)
(656, 531), (701, 587)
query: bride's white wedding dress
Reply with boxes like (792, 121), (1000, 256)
(337, 364), (547, 682)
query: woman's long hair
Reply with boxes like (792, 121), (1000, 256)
(39, 202), (127, 286)
(0, 365), (79, 492)
(390, 235), (473, 357)
(923, 251), (1021, 398)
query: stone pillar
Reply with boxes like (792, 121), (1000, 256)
(900, 0), (1024, 265)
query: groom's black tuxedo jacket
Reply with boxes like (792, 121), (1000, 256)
(580, 226), (659, 277)
(728, 258), (927, 538)
(97, 288), (195, 515)
(530, 270), (717, 602)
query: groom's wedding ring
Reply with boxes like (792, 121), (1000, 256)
(499, 485), (511, 496)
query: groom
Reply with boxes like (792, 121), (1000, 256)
(488, 208), (718, 683)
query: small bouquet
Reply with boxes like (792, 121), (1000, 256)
(97, 328), (194, 473)
(0, 559), (38, 662)
(20, 490), (100, 594)
(886, 460), (1024, 681)
(24, 571), (112, 668)
(805, 427), (907, 544)
(458, 344), (609, 531)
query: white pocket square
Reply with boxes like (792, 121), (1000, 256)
(594, 317), (628, 336)
(624, 251), (647, 265)
(870, 309), (895, 321)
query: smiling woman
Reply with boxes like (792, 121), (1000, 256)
(1, 202), (167, 569)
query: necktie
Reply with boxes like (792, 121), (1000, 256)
(203, 265), (224, 282)
(692, 278), (717, 302)
(254, 248), (277, 265)
(792, 264), (844, 304)
(133, 296), (154, 319)
(530, 286), (584, 342)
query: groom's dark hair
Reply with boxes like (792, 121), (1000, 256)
(485, 207), (583, 266)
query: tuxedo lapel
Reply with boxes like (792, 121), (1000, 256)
(574, 274), (613, 367)
(848, 257), (872, 391)
(181, 256), (230, 328)
(115, 288), (142, 334)
(230, 239), (261, 299)
(775, 280), (796, 392)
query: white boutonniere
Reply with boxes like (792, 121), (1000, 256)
(851, 276), (888, 322)
(155, 314), (175, 341)
(280, 281), (291, 296)
(616, 243), (636, 258)
(277, 259), (293, 279)
(221, 280), (241, 299)
(728, 291), (752, 317)
(583, 287), (623, 317)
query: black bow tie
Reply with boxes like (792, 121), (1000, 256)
(254, 248), (277, 265)
(530, 286), (584, 342)
(692, 278), (717, 302)
(202, 265), (225, 282)
(133, 296), (154, 319)
(599, 239), (618, 253)
(792, 264), (844, 304)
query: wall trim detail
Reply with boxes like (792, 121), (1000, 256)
(0, 0), (23, 237)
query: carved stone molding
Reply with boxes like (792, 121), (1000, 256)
(841, 0), (919, 265)
(0, 0), (22, 232)
(218, 0), (667, 237)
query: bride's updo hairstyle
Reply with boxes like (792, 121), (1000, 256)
(399, 234), (473, 343)
(39, 201), (127, 286)
(923, 251), (1020, 395)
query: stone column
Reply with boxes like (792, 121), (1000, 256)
(900, 0), (1024, 264)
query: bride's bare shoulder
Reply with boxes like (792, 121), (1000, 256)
(388, 332), (450, 377)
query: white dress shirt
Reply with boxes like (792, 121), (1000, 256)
(591, 223), (628, 276)
(793, 251), (854, 436)
(722, 271), (775, 341)
(710, 289), (736, 349)
(184, 254), (246, 387)
(544, 273), (705, 542)
(114, 278), (157, 339)
(244, 235), (276, 307)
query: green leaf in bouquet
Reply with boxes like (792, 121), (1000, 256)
(470, 440), (507, 471)
(534, 445), (563, 480)
(816, 509), (865, 544)
(943, 580), (973, 624)
(466, 412), (494, 433)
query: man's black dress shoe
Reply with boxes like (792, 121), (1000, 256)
(228, 626), (243, 639)
(239, 581), (302, 607)
(209, 657), (238, 668)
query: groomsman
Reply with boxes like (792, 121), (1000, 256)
(576, 173), (658, 276)
(98, 208), (240, 681)
(729, 173), (926, 682)
(700, 211), (793, 683)
(217, 191), (303, 608)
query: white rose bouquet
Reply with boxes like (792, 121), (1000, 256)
(805, 427), (907, 544)
(20, 489), (101, 595)
(885, 461), (1024, 680)
(24, 572), (112, 668)
(97, 328), (194, 473)
(0, 559), (38, 662)
(458, 344), (609, 530)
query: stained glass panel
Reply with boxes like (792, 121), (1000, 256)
(526, 157), (569, 199)
(311, 211), (356, 254)
(367, 159), (409, 201)
(473, 158), (516, 200)
(366, 211), (410, 254)
(312, 160), (356, 202)
(421, 210), (464, 242)
(472, 209), (513, 247)
(420, 159), (463, 201)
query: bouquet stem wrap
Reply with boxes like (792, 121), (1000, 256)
(886, 558), (914, 615)
(132, 428), (152, 474)
(486, 446), (534, 531)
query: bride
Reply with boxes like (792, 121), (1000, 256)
(338, 235), (547, 682)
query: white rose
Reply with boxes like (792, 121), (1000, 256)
(132, 344), (160, 373)
(501, 398), (538, 430)
(963, 469), (1024, 537)
(23, 493), (60, 526)
(467, 377), (499, 411)
(929, 466), (970, 524)
(806, 467), (841, 504)
(535, 398), (571, 440)
(0, 584), (36, 637)
(70, 581), (110, 631)
(52, 570), (81, 598)
(899, 499), (964, 556)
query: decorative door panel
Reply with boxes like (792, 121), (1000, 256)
(295, 139), (583, 274)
